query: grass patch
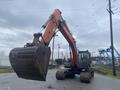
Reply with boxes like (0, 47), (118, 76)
(95, 66), (120, 79)
(0, 67), (14, 73)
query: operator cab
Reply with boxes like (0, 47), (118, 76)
(77, 50), (91, 69)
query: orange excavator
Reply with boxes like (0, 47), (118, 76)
(9, 9), (94, 83)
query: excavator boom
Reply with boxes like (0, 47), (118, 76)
(41, 9), (77, 65)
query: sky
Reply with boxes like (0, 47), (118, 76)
(0, 0), (120, 65)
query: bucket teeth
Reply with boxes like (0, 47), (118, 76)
(9, 45), (51, 81)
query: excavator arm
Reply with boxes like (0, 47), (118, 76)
(58, 18), (77, 65)
(9, 9), (78, 81)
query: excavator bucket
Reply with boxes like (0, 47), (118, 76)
(9, 45), (51, 81)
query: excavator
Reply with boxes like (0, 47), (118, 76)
(9, 9), (94, 83)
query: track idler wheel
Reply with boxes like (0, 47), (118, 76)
(9, 45), (51, 81)
(56, 69), (66, 80)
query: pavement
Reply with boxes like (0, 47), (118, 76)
(0, 69), (120, 90)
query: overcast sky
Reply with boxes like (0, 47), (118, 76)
(0, 0), (120, 65)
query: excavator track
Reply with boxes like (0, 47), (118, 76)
(9, 45), (51, 81)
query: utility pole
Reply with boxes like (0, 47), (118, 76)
(51, 33), (58, 65)
(51, 34), (55, 65)
(58, 44), (60, 59)
(107, 0), (116, 76)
